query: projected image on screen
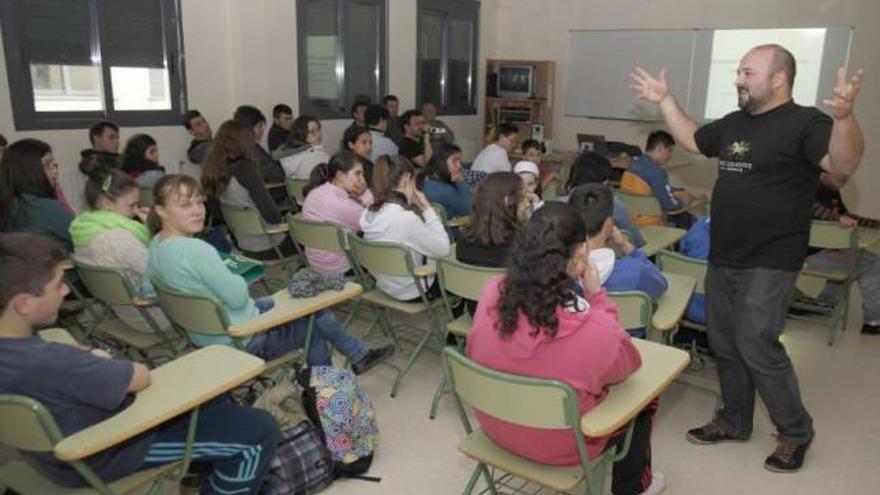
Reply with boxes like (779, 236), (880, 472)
(704, 28), (827, 120)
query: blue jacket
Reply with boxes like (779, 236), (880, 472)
(605, 249), (669, 301)
(631, 154), (683, 211)
(679, 216), (710, 323)
(422, 179), (473, 218)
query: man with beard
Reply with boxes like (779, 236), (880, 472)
(630, 44), (864, 472)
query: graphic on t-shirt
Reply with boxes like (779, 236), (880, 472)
(728, 140), (750, 160)
(719, 140), (753, 174)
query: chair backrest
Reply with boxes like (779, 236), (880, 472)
(442, 347), (579, 429)
(431, 202), (449, 226)
(542, 180), (559, 201)
(285, 176), (309, 204)
(286, 213), (343, 252)
(619, 171), (653, 195)
(0, 395), (65, 452)
(438, 257), (505, 302)
(151, 278), (230, 338)
(607, 291), (652, 332)
(221, 205), (269, 237)
(346, 234), (416, 278)
(809, 220), (857, 250)
(614, 189), (663, 221)
(656, 250), (707, 295)
(73, 259), (138, 306)
(138, 186), (154, 207)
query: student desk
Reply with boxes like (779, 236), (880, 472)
(639, 225), (686, 257)
(581, 339), (689, 437)
(54, 345), (265, 462)
(652, 273), (697, 334)
(38, 327), (79, 346)
(228, 282), (363, 338)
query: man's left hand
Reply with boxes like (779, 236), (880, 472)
(823, 68), (864, 120)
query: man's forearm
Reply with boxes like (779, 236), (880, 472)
(827, 114), (864, 176)
(658, 95), (700, 154)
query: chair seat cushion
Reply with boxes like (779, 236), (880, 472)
(458, 429), (585, 493)
(0, 459), (180, 495)
(361, 290), (443, 314)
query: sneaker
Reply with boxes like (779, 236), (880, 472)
(643, 471), (666, 495)
(861, 323), (880, 335)
(686, 421), (747, 445)
(764, 437), (812, 473)
(351, 345), (395, 375)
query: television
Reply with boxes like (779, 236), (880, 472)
(497, 65), (534, 99)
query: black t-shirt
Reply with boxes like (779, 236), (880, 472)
(399, 136), (424, 162)
(694, 101), (832, 271)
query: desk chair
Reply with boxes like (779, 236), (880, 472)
(607, 290), (653, 338)
(443, 347), (637, 495)
(429, 257), (505, 419)
(791, 220), (859, 346)
(542, 179), (559, 201)
(345, 234), (446, 397)
(285, 176), (309, 206)
(220, 205), (299, 274)
(73, 260), (184, 365)
(616, 182), (706, 228)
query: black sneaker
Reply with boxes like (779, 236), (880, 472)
(861, 323), (880, 335)
(686, 421), (748, 445)
(764, 437), (813, 473)
(351, 345), (395, 375)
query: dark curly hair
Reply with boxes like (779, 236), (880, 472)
(496, 202), (587, 340)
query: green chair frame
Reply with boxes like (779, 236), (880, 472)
(606, 290), (653, 336)
(0, 394), (198, 495)
(655, 249), (708, 337)
(73, 260), (184, 365)
(791, 220), (859, 345)
(220, 204), (299, 273)
(442, 347), (636, 495)
(285, 176), (309, 206)
(430, 257), (505, 419)
(345, 233), (446, 397)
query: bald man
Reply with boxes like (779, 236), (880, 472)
(631, 45), (864, 472)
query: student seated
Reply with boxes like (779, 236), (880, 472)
(0, 139), (74, 251)
(623, 131), (703, 229)
(563, 149), (645, 248)
(382, 94), (404, 145)
(233, 105), (286, 204)
(421, 101), (455, 147)
(301, 151), (373, 275)
(342, 125), (375, 187)
(142, 174), (393, 370)
(397, 109), (432, 167)
(69, 164), (169, 333)
(521, 138), (558, 189)
(806, 173), (880, 335)
(467, 203), (664, 495)
(421, 143), (473, 219)
(202, 120), (298, 260)
(344, 100), (369, 139)
(0, 232), (282, 493)
(121, 134), (165, 187)
(570, 184), (669, 337)
(274, 115), (330, 181)
(360, 156), (450, 301)
(471, 122), (517, 174)
(182, 109), (213, 165)
(513, 160), (544, 214)
(365, 104), (399, 163)
(80, 120), (121, 170)
(267, 103), (294, 152)
(678, 215), (710, 325)
(457, 172), (529, 268)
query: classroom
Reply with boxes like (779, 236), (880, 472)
(0, 1), (878, 494)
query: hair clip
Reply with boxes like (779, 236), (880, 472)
(102, 174), (113, 192)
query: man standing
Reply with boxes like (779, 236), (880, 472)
(267, 103), (294, 152)
(182, 110), (213, 164)
(630, 45), (864, 472)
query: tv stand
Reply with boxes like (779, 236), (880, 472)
(484, 59), (555, 148)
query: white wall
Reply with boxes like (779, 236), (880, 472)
(480, 0), (880, 216)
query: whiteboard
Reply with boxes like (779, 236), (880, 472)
(565, 29), (697, 121)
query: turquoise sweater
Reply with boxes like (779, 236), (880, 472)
(141, 236), (257, 347)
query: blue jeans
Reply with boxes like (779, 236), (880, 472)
(140, 397), (281, 495)
(245, 309), (368, 366)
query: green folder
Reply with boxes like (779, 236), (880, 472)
(219, 253), (266, 285)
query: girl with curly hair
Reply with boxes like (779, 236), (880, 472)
(466, 202), (665, 495)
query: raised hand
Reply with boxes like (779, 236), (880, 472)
(823, 67), (864, 120)
(630, 67), (669, 103)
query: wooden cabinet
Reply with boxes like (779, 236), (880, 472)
(483, 59), (555, 147)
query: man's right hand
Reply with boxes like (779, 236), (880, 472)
(630, 67), (670, 104)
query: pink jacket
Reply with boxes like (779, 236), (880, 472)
(466, 275), (641, 465)
(301, 182), (373, 274)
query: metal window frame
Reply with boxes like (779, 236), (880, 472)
(416, 0), (479, 116)
(0, 0), (188, 130)
(296, 0), (387, 120)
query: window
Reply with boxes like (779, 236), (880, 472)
(0, 0), (186, 130)
(417, 0), (479, 115)
(297, 0), (386, 119)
